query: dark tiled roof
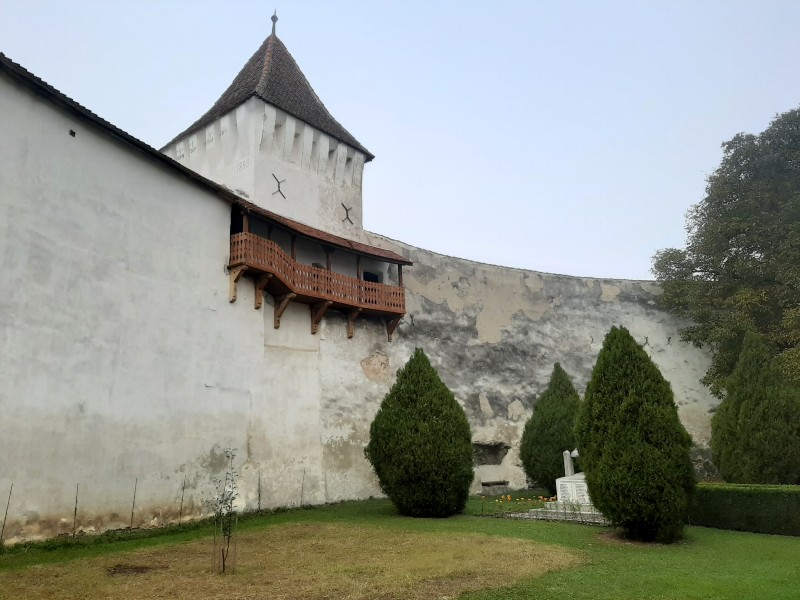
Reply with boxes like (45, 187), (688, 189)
(166, 35), (373, 160)
(0, 52), (408, 266)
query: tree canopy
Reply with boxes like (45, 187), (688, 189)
(651, 107), (800, 396)
(519, 363), (580, 495)
(711, 331), (800, 484)
(575, 326), (694, 543)
(364, 348), (473, 518)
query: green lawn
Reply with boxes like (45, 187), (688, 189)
(1, 499), (798, 599)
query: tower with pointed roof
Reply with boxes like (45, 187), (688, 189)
(161, 14), (371, 238)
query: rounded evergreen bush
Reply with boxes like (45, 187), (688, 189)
(575, 326), (694, 543)
(519, 363), (580, 495)
(364, 348), (474, 517)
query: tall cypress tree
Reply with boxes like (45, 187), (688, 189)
(364, 348), (474, 517)
(712, 331), (800, 484)
(575, 326), (694, 543)
(519, 363), (580, 495)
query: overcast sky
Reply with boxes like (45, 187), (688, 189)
(2, 1), (799, 279)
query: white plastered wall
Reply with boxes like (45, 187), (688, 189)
(162, 98), (366, 238)
(0, 70), (718, 541)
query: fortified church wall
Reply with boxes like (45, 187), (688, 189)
(0, 24), (716, 543)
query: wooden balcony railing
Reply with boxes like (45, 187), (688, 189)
(229, 232), (406, 318)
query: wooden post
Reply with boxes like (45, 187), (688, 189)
(356, 255), (362, 279)
(310, 301), (332, 334)
(254, 274), (273, 310)
(324, 247), (333, 271)
(387, 317), (402, 342)
(274, 293), (296, 328)
(347, 309), (362, 339)
(229, 266), (246, 303)
(242, 212), (250, 233)
(398, 265), (404, 287)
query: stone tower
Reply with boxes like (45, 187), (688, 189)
(161, 14), (372, 239)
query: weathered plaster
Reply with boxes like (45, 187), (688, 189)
(0, 66), (718, 543)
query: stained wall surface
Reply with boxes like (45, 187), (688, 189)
(0, 69), (716, 543)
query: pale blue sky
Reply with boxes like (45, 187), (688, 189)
(2, 1), (799, 279)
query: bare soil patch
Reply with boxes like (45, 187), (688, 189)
(0, 522), (580, 600)
(106, 563), (166, 576)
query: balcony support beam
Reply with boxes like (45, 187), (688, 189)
(254, 274), (273, 309)
(387, 317), (402, 342)
(274, 293), (296, 329)
(229, 266), (247, 303)
(347, 309), (362, 339)
(311, 301), (333, 334)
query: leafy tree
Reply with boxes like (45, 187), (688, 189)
(711, 331), (800, 484)
(652, 107), (800, 396)
(576, 326), (694, 543)
(519, 363), (580, 495)
(364, 348), (473, 517)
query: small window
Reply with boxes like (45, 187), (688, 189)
(363, 271), (380, 283)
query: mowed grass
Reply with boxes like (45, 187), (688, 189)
(1, 499), (799, 600)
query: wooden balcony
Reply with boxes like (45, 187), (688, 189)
(228, 232), (405, 339)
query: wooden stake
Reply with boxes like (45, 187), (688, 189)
(178, 476), (186, 525)
(130, 478), (137, 529)
(72, 483), (79, 538)
(1, 483), (12, 544)
(258, 470), (262, 512)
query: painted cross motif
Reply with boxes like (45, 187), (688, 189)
(341, 203), (353, 224)
(272, 173), (286, 199)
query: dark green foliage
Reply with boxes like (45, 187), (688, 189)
(689, 483), (800, 536)
(711, 332), (800, 484)
(652, 107), (800, 396)
(575, 326), (694, 543)
(519, 363), (580, 495)
(364, 348), (473, 517)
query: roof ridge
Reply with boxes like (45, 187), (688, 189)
(258, 35), (275, 95)
(164, 32), (373, 160)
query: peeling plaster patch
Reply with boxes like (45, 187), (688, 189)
(360, 350), (390, 383)
(199, 444), (229, 475)
(522, 272), (545, 295)
(478, 392), (494, 418)
(600, 283), (620, 302)
(507, 399), (525, 422)
(409, 263), (438, 285)
(452, 276), (471, 296)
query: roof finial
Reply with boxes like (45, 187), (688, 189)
(271, 10), (278, 36)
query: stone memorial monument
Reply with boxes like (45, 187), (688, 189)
(555, 449), (592, 505)
(523, 449), (607, 524)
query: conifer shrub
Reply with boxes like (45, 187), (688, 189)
(519, 363), (580, 495)
(364, 348), (474, 517)
(711, 332), (800, 484)
(575, 326), (694, 543)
